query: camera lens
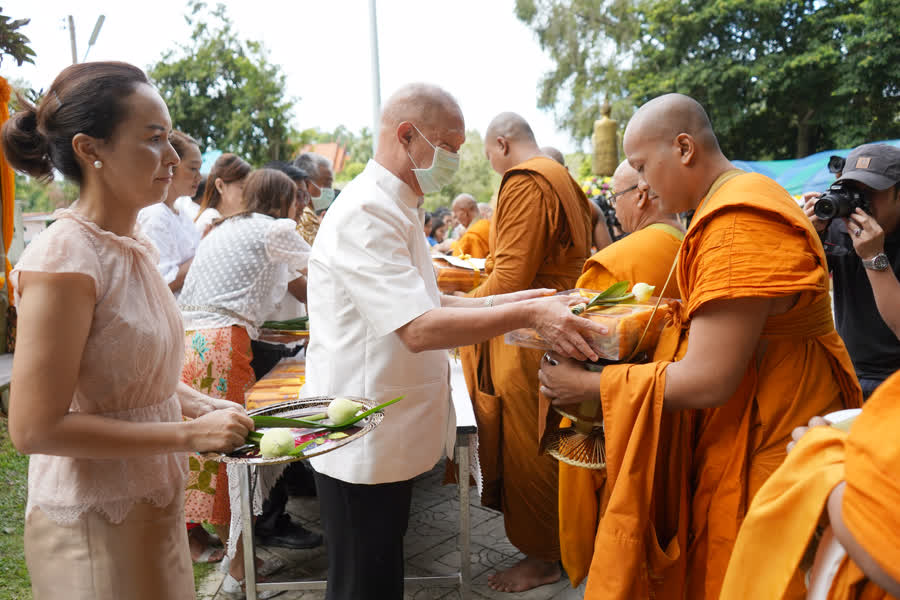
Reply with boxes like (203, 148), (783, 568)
(814, 197), (839, 220)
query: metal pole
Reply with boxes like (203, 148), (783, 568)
(368, 0), (382, 153)
(82, 15), (105, 62)
(67, 16), (78, 64)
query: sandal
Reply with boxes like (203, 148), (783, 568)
(220, 573), (284, 599)
(192, 545), (225, 564)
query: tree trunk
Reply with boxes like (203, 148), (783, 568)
(795, 108), (815, 158)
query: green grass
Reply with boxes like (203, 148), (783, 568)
(0, 416), (31, 600)
(0, 416), (211, 597)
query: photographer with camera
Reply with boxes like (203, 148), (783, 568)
(803, 143), (900, 398)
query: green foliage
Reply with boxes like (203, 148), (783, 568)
(0, 10), (35, 68)
(296, 125), (373, 185)
(0, 418), (30, 599)
(148, 1), (297, 166)
(15, 174), (77, 214)
(423, 130), (501, 212)
(518, 0), (900, 159)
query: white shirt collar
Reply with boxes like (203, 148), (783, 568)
(367, 159), (423, 209)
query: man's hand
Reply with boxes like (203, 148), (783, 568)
(492, 288), (557, 306)
(786, 416), (830, 453)
(844, 207), (885, 260)
(802, 192), (829, 233)
(528, 296), (608, 362)
(538, 351), (602, 407)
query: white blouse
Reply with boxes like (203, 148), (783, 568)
(179, 213), (310, 339)
(137, 203), (200, 285)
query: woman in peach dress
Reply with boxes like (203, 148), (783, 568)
(2, 62), (253, 600)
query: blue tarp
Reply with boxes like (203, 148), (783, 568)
(731, 139), (900, 196)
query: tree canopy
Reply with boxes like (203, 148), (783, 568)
(0, 10), (35, 68)
(148, 1), (296, 165)
(517, 0), (900, 159)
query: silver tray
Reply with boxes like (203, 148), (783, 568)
(203, 396), (382, 466)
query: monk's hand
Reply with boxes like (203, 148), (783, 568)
(802, 192), (828, 233)
(538, 352), (601, 407)
(787, 416), (831, 454)
(529, 296), (607, 362)
(492, 288), (557, 306)
(844, 208), (885, 261)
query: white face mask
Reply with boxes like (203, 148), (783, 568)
(407, 124), (460, 194)
(309, 183), (335, 212)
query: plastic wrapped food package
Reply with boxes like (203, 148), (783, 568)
(505, 288), (678, 361)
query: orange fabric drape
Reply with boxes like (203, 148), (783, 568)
(0, 76), (16, 304)
(451, 218), (491, 259)
(721, 370), (900, 600)
(559, 223), (683, 587)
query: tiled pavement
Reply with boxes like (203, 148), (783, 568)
(198, 462), (585, 599)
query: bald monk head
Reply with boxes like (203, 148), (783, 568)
(623, 93), (734, 214)
(478, 202), (493, 220)
(484, 112), (542, 175)
(451, 193), (479, 228)
(541, 146), (566, 166)
(611, 160), (683, 235)
(375, 83), (465, 196)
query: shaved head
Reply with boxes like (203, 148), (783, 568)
(452, 193), (477, 211)
(541, 146), (566, 166)
(612, 159), (681, 234)
(484, 112), (543, 174)
(612, 159), (639, 191)
(485, 112), (537, 144)
(452, 193), (479, 227)
(625, 93), (720, 153)
(622, 93), (732, 213)
(380, 83), (463, 132)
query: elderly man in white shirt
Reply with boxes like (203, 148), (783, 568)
(304, 82), (605, 600)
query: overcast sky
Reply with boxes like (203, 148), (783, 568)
(5, 0), (583, 154)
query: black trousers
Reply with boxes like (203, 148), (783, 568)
(314, 471), (414, 600)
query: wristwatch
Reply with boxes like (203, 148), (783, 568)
(862, 253), (890, 271)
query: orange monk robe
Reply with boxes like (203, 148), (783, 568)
(722, 370), (900, 600)
(451, 218), (491, 259)
(582, 172), (862, 600)
(560, 223), (684, 586)
(460, 156), (591, 561)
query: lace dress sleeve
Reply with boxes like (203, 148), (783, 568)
(11, 217), (104, 302)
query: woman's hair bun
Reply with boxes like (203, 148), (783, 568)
(1, 102), (54, 181)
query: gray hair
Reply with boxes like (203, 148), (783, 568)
(293, 152), (333, 174)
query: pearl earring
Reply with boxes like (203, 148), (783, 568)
(93, 160), (103, 169)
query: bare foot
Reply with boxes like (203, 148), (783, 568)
(487, 556), (561, 593)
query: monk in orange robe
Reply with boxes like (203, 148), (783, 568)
(542, 144), (614, 253)
(461, 111), (592, 592)
(721, 371), (900, 600)
(449, 193), (491, 258)
(559, 159), (684, 586)
(538, 94), (861, 599)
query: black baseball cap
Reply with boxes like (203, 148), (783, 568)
(836, 144), (900, 190)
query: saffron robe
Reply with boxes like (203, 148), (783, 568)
(451, 218), (491, 259)
(721, 370), (900, 600)
(583, 172), (862, 599)
(560, 222), (684, 586)
(461, 156), (591, 560)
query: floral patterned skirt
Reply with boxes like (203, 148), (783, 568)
(181, 326), (255, 525)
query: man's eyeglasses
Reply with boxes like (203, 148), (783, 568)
(609, 184), (638, 206)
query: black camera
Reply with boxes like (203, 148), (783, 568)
(813, 182), (870, 220)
